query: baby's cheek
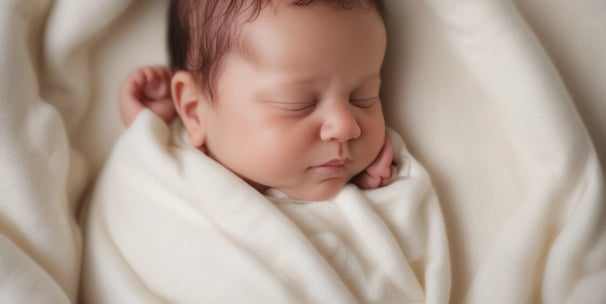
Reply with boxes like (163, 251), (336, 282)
(365, 131), (386, 160)
(244, 140), (302, 180)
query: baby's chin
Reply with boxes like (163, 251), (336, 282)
(275, 179), (348, 202)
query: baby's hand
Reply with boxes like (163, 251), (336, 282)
(352, 136), (397, 189)
(119, 66), (176, 126)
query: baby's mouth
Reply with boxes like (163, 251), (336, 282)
(308, 158), (352, 176)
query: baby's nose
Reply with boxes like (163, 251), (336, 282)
(320, 104), (361, 142)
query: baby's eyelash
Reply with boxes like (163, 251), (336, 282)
(268, 101), (316, 112)
(350, 97), (378, 108)
(287, 103), (316, 111)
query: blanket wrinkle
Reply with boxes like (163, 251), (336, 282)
(0, 237), (72, 303)
(340, 191), (422, 290)
(333, 188), (425, 298)
(1, 0), (83, 302)
(512, 0), (606, 170)
(41, 0), (135, 134)
(423, 0), (606, 303)
(81, 110), (451, 303)
(543, 159), (606, 304)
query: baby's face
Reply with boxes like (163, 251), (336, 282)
(199, 3), (386, 200)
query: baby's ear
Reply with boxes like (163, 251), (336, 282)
(171, 71), (207, 148)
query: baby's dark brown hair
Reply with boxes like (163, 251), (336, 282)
(167, 0), (385, 98)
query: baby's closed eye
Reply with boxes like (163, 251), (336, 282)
(267, 101), (317, 112)
(350, 97), (379, 108)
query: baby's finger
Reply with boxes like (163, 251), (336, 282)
(353, 172), (382, 190)
(366, 137), (394, 179)
(380, 164), (398, 187)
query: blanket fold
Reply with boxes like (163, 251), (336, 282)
(81, 110), (451, 304)
(422, 0), (606, 303)
(0, 1), (81, 302)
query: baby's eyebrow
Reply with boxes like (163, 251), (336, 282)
(235, 33), (261, 66)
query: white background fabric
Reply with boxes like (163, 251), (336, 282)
(1, 0), (604, 302)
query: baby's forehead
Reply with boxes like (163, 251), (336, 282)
(232, 3), (384, 62)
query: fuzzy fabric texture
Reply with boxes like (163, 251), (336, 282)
(81, 112), (450, 303)
(0, 0), (604, 302)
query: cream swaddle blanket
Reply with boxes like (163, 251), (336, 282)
(81, 110), (450, 303)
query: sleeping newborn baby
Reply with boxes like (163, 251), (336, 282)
(81, 1), (451, 303)
(118, 60), (396, 195)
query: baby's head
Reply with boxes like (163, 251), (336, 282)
(168, 0), (387, 201)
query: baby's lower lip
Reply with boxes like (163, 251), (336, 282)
(309, 164), (348, 176)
